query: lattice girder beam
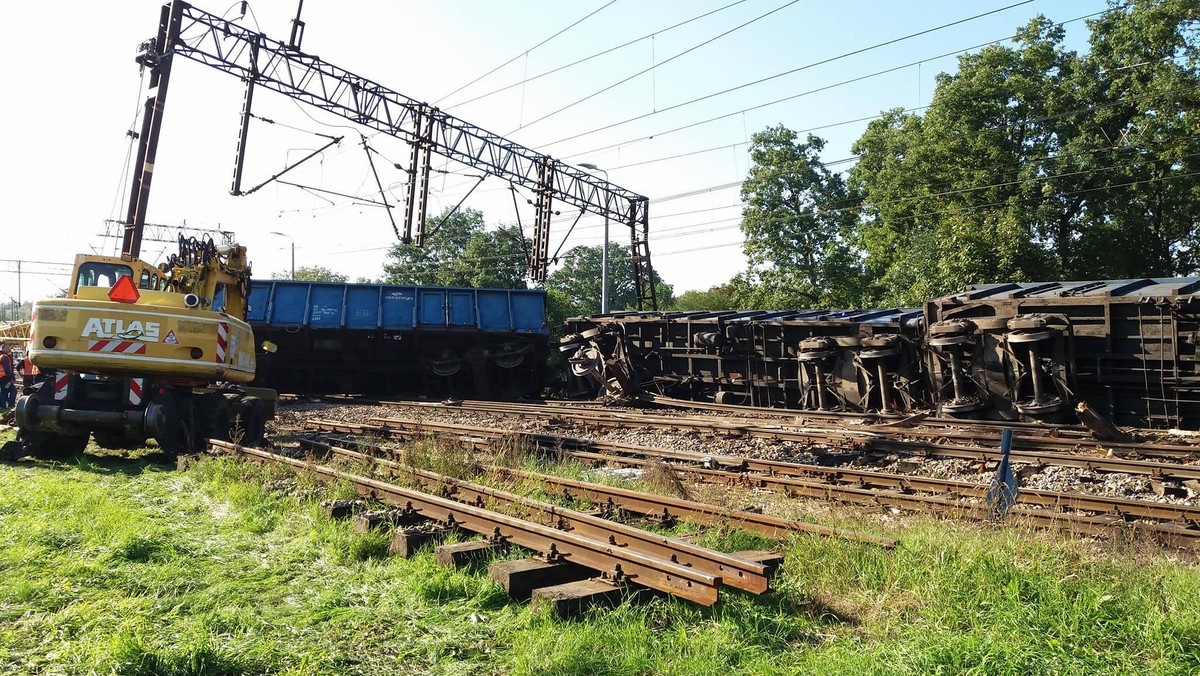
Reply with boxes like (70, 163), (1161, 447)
(167, 2), (645, 225)
(138, 1), (656, 308)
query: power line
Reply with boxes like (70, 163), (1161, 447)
(509, 0), (807, 134)
(431, 5), (1115, 201)
(304, 160), (1200, 273)
(443, 0), (756, 111)
(429, 76), (1192, 240)
(264, 4), (1122, 230)
(626, 139), (1200, 242)
(435, 0), (621, 105)
(412, 148), (1200, 265)
(641, 127), (1200, 232)
(600, 166), (1200, 261)
(542, 0), (1039, 149)
(546, 7), (1116, 156)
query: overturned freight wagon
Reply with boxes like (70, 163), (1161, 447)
(924, 278), (1200, 429)
(248, 281), (548, 398)
(562, 278), (1200, 429)
(562, 308), (924, 413)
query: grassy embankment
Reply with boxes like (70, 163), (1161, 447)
(1, 432), (1198, 675)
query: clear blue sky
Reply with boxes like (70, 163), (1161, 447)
(0, 0), (1110, 303)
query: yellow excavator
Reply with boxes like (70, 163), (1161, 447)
(4, 239), (275, 458)
(2, 8), (275, 460)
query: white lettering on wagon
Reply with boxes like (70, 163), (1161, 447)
(81, 317), (161, 342)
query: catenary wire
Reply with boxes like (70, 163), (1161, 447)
(313, 153), (1200, 266)
(508, 0), (808, 134)
(442, 0), (756, 111)
(549, 7), (1116, 155)
(435, 0), (621, 105)
(538, 0), (1039, 150)
(432, 5), (1114, 199)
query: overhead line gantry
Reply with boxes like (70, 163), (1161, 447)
(123, 0), (657, 309)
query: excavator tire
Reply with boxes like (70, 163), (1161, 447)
(197, 394), (233, 444)
(7, 385), (90, 460)
(236, 396), (266, 447)
(153, 392), (194, 458)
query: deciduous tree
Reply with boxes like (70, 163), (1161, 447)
(738, 127), (872, 309)
(272, 265), (348, 283)
(849, 1), (1200, 303)
(382, 208), (530, 288)
(546, 243), (673, 315)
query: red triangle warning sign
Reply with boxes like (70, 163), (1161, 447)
(107, 274), (140, 304)
(163, 330), (179, 345)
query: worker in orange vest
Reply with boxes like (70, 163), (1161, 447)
(0, 344), (15, 410)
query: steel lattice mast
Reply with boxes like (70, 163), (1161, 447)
(122, 1), (656, 309)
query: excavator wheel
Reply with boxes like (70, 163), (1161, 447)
(234, 396), (266, 447)
(3, 385), (90, 460)
(153, 393), (195, 458)
(197, 394), (233, 444)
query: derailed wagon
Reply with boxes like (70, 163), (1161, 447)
(247, 281), (548, 399)
(562, 278), (1200, 429)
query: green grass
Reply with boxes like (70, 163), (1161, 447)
(1, 444), (1198, 675)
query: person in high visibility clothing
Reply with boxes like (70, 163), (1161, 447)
(22, 352), (36, 393)
(0, 344), (15, 410)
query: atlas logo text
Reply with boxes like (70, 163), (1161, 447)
(81, 318), (161, 342)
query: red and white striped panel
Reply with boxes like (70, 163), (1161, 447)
(215, 322), (228, 363)
(127, 378), (144, 407)
(53, 372), (69, 401)
(87, 340), (147, 355)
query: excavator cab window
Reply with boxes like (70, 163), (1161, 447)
(77, 263), (133, 290)
(137, 270), (166, 290)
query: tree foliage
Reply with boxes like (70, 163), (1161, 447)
(547, 243), (674, 316)
(735, 1), (1200, 308)
(739, 127), (872, 309)
(670, 284), (739, 311)
(848, 0), (1200, 304)
(381, 208), (530, 288)
(272, 266), (348, 283)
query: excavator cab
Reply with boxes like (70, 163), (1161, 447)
(69, 255), (169, 297)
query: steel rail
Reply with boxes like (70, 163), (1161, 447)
(369, 398), (1200, 460)
(307, 418), (1200, 528)
(296, 438), (772, 593)
(365, 402), (1200, 479)
(305, 434), (899, 548)
(365, 412), (1200, 483)
(209, 439), (722, 605)
(566, 454), (1200, 550)
(486, 465), (899, 549)
(301, 421), (1200, 549)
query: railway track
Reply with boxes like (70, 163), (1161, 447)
(339, 395), (1200, 456)
(209, 438), (883, 606)
(362, 400), (1200, 480)
(211, 439), (727, 604)
(298, 435), (898, 549)
(303, 417), (1200, 549)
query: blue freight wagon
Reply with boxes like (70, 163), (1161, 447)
(246, 281), (549, 398)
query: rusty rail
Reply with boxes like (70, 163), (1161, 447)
(304, 418), (1200, 549)
(295, 437), (773, 593)
(209, 439), (724, 604)
(364, 401), (1200, 477)
(302, 434), (898, 549)
(365, 397), (1200, 460)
